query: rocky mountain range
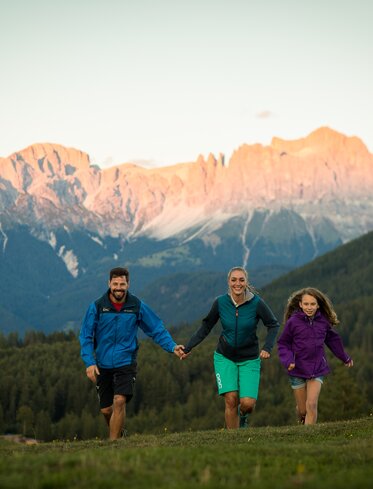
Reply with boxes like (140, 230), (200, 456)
(0, 127), (372, 333)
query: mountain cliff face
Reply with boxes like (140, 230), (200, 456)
(0, 127), (372, 332)
(1, 127), (372, 239)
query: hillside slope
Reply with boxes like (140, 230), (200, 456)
(0, 418), (372, 489)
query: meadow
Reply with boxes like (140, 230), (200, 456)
(0, 417), (372, 489)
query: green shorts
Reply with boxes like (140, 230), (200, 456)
(213, 351), (261, 399)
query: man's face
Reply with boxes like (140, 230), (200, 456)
(109, 275), (129, 303)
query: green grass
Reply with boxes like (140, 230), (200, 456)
(1, 417), (372, 489)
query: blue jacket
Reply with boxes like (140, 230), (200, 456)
(184, 292), (280, 361)
(79, 290), (177, 368)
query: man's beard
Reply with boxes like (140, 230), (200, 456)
(112, 289), (126, 301)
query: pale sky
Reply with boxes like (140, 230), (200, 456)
(0, 0), (372, 168)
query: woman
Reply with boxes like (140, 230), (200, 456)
(182, 266), (280, 429)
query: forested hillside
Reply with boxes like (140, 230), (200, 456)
(0, 329), (370, 441)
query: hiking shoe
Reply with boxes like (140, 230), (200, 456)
(239, 413), (249, 428)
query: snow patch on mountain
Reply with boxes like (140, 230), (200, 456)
(90, 235), (104, 246)
(181, 210), (235, 244)
(0, 222), (8, 252)
(48, 232), (57, 250)
(140, 203), (210, 240)
(241, 211), (253, 267)
(58, 245), (79, 278)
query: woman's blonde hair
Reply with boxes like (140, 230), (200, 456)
(227, 266), (256, 294)
(283, 287), (339, 326)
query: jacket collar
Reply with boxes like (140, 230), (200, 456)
(229, 290), (254, 307)
(294, 309), (322, 321)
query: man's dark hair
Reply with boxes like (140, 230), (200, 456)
(109, 267), (130, 281)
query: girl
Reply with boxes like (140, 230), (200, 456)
(277, 287), (353, 425)
(182, 266), (280, 429)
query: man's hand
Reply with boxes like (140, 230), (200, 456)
(345, 359), (354, 368)
(86, 365), (100, 383)
(259, 350), (270, 359)
(180, 347), (191, 360)
(173, 345), (186, 359)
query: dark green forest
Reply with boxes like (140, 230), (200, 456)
(0, 231), (372, 441)
(0, 327), (371, 441)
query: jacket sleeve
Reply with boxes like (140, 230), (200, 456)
(325, 326), (351, 363)
(256, 298), (280, 353)
(138, 301), (177, 353)
(183, 299), (220, 353)
(277, 319), (295, 369)
(79, 302), (98, 368)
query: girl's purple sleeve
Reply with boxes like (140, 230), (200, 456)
(324, 326), (351, 363)
(277, 321), (295, 369)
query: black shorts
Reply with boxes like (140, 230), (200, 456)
(96, 364), (137, 409)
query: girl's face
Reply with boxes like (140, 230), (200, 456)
(228, 270), (247, 297)
(299, 294), (319, 317)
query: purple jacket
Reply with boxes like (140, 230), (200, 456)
(277, 310), (351, 378)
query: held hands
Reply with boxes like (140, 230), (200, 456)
(180, 348), (191, 360)
(174, 345), (191, 360)
(86, 365), (100, 383)
(173, 345), (186, 359)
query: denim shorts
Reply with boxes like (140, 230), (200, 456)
(289, 375), (324, 390)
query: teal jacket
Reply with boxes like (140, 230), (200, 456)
(184, 293), (280, 361)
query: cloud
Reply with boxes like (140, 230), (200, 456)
(90, 156), (114, 168)
(130, 158), (159, 169)
(256, 110), (274, 119)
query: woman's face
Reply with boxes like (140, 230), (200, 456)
(228, 270), (247, 296)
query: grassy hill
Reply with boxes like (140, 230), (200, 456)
(1, 417), (372, 489)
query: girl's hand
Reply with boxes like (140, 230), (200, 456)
(288, 363), (295, 371)
(345, 359), (354, 367)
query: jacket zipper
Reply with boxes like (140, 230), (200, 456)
(307, 315), (316, 376)
(235, 307), (238, 350)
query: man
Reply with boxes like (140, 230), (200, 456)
(79, 267), (184, 439)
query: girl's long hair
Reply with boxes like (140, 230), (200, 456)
(227, 266), (257, 294)
(283, 287), (339, 326)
